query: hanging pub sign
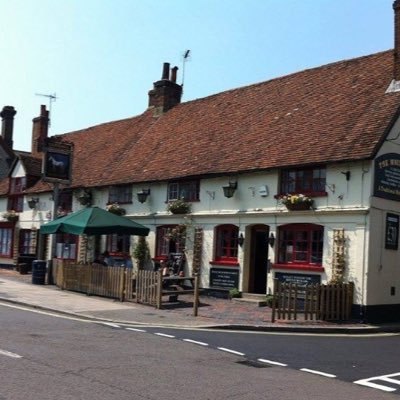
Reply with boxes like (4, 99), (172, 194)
(374, 153), (400, 202)
(42, 138), (73, 184)
(385, 213), (399, 250)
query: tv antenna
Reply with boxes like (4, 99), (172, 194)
(181, 49), (191, 91)
(35, 92), (58, 126)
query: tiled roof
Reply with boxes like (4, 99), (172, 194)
(32, 50), (400, 191)
(16, 152), (42, 177)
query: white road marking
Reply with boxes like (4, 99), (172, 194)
(258, 358), (287, 367)
(154, 333), (175, 338)
(300, 368), (336, 378)
(126, 328), (146, 332)
(354, 372), (400, 392)
(217, 347), (245, 356)
(182, 339), (208, 346)
(102, 322), (121, 328)
(0, 349), (22, 359)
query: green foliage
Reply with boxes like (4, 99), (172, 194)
(229, 288), (241, 299)
(133, 236), (150, 270)
(166, 199), (191, 214)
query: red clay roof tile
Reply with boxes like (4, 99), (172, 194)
(29, 50), (400, 191)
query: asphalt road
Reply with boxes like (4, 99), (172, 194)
(0, 303), (398, 400)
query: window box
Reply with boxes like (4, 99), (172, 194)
(166, 199), (191, 214)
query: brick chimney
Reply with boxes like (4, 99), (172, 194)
(0, 106), (16, 149)
(31, 105), (49, 157)
(394, 0), (400, 81)
(148, 62), (182, 115)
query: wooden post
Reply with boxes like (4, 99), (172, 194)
(119, 267), (126, 302)
(87, 263), (93, 296)
(135, 270), (140, 303)
(156, 271), (162, 309)
(193, 273), (199, 317)
(271, 278), (278, 323)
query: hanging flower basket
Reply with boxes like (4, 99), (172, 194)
(3, 210), (19, 222)
(166, 199), (191, 214)
(76, 189), (92, 206)
(280, 194), (313, 211)
(106, 203), (126, 216)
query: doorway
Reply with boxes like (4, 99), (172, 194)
(249, 225), (269, 294)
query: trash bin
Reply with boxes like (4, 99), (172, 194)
(32, 260), (47, 285)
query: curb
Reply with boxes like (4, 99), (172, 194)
(1, 296), (397, 334)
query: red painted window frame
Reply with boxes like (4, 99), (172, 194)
(0, 224), (14, 258)
(273, 223), (324, 271)
(279, 166), (327, 196)
(211, 224), (239, 266)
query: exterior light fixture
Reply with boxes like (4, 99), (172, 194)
(137, 189), (151, 204)
(238, 233), (245, 247)
(28, 198), (39, 209)
(268, 232), (275, 248)
(222, 181), (237, 198)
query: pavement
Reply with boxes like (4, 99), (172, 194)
(1, 268), (399, 334)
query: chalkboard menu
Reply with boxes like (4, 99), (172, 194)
(210, 267), (239, 289)
(374, 153), (400, 202)
(275, 272), (321, 286)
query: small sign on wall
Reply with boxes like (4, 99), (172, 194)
(385, 213), (399, 250)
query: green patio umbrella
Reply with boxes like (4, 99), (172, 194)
(40, 206), (150, 236)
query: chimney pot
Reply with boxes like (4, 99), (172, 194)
(0, 105), (16, 149)
(170, 66), (178, 83)
(162, 62), (170, 80)
(31, 105), (49, 157)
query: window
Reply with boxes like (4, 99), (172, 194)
(277, 224), (323, 269)
(106, 234), (130, 255)
(167, 180), (199, 201)
(55, 233), (77, 260)
(155, 225), (185, 259)
(213, 224), (239, 265)
(0, 227), (13, 257)
(58, 189), (73, 212)
(19, 229), (38, 255)
(280, 167), (326, 195)
(8, 177), (26, 212)
(108, 185), (132, 204)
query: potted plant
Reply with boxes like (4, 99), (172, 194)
(106, 202), (126, 216)
(3, 210), (19, 222)
(166, 198), (191, 214)
(228, 288), (242, 299)
(280, 194), (313, 211)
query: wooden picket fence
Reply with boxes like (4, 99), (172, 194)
(271, 279), (354, 322)
(135, 270), (200, 315)
(53, 261), (199, 315)
(54, 261), (136, 302)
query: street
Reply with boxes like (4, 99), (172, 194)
(0, 303), (399, 400)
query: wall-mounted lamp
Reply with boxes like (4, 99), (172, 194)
(137, 189), (151, 204)
(341, 171), (351, 181)
(238, 233), (245, 247)
(28, 198), (39, 209)
(268, 232), (275, 248)
(222, 181), (237, 198)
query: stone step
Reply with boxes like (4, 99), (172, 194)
(232, 295), (267, 307)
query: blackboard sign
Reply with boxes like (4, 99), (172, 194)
(210, 267), (239, 289)
(385, 213), (399, 250)
(374, 153), (400, 202)
(275, 272), (321, 286)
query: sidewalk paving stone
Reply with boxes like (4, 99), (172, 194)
(0, 268), (397, 333)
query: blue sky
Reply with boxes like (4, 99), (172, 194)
(0, 0), (395, 151)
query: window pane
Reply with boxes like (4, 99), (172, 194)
(215, 225), (238, 261)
